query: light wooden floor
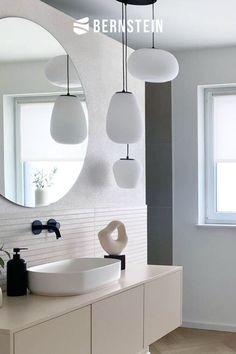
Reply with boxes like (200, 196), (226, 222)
(150, 328), (236, 354)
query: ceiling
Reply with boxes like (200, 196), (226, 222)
(42, 0), (236, 50)
(0, 17), (65, 63)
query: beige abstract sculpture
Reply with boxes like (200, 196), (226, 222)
(98, 220), (128, 255)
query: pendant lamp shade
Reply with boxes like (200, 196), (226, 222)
(113, 159), (141, 189)
(128, 48), (179, 83)
(50, 95), (87, 144)
(106, 92), (142, 144)
(45, 55), (81, 88)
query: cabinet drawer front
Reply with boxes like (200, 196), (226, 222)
(0, 334), (11, 354)
(14, 306), (91, 354)
(144, 270), (182, 346)
(92, 286), (143, 354)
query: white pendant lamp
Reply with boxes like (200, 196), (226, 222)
(128, 48), (179, 83)
(50, 55), (87, 144)
(45, 55), (81, 88)
(113, 159), (141, 189)
(106, 3), (142, 144)
(106, 2), (141, 189)
(113, 146), (141, 189)
(107, 92), (142, 143)
(128, 1), (179, 83)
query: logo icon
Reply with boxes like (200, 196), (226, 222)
(73, 17), (90, 35)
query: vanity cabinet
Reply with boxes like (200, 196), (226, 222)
(92, 286), (143, 354)
(14, 307), (91, 354)
(0, 265), (182, 354)
(144, 271), (182, 347)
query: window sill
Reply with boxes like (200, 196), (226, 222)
(196, 223), (236, 228)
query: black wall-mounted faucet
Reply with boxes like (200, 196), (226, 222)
(32, 219), (61, 239)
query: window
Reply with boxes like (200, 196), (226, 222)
(204, 87), (236, 223)
(3, 94), (87, 207)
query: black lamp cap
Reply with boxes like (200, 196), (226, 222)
(116, 0), (157, 5)
(116, 90), (132, 94)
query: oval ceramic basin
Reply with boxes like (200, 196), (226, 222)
(27, 258), (121, 296)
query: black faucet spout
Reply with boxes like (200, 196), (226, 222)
(32, 219), (61, 239)
(40, 225), (61, 239)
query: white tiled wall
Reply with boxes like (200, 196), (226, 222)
(0, 207), (147, 289)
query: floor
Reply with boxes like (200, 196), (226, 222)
(150, 328), (236, 354)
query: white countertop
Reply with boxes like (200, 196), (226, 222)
(0, 264), (182, 334)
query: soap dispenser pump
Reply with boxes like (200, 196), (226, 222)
(7, 248), (28, 296)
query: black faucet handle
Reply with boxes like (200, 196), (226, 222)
(32, 220), (43, 235)
(47, 219), (61, 232)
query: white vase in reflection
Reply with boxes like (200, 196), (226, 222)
(0, 287), (2, 308)
(35, 188), (49, 207)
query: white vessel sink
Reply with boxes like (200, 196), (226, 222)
(27, 258), (121, 296)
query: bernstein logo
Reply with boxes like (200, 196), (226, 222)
(73, 17), (90, 35)
(74, 17), (163, 35)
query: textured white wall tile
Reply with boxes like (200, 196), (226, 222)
(0, 207), (147, 290)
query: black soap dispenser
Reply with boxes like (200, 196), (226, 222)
(7, 248), (28, 296)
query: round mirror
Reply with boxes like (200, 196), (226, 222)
(0, 18), (88, 208)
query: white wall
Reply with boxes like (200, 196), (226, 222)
(173, 46), (236, 331)
(0, 0), (146, 282)
(0, 0), (145, 213)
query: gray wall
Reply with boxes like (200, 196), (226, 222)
(146, 82), (172, 265)
(173, 46), (236, 330)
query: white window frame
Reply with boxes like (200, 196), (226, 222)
(205, 86), (236, 224)
(14, 95), (59, 204)
(13, 92), (86, 205)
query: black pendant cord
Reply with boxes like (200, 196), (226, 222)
(126, 144), (130, 159)
(121, 3), (128, 92)
(67, 54), (70, 96)
(120, 2), (131, 162)
(124, 3), (128, 92)
(152, 1), (155, 48)
(122, 3), (126, 92)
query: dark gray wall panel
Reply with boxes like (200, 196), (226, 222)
(146, 82), (173, 265)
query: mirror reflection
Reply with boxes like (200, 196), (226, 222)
(0, 18), (88, 208)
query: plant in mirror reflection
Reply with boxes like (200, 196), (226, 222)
(0, 244), (10, 274)
(32, 167), (58, 189)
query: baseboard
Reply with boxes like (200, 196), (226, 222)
(182, 320), (236, 332)
(138, 349), (150, 354)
